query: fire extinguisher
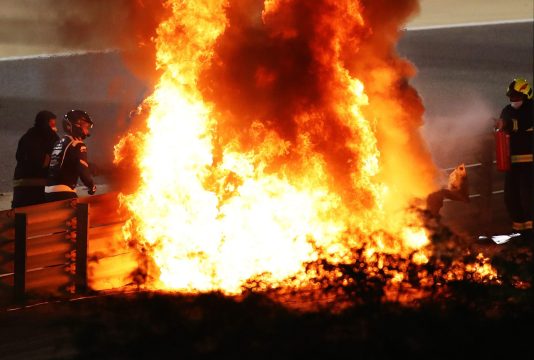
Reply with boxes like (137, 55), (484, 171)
(494, 128), (510, 172)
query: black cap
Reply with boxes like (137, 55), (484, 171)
(34, 110), (56, 128)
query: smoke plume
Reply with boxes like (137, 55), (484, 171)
(196, 0), (437, 204)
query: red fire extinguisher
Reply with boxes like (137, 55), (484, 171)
(495, 128), (510, 172)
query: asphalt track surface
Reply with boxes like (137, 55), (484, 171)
(398, 21), (533, 167)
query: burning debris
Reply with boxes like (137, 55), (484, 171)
(426, 163), (470, 218)
(110, 0), (510, 303)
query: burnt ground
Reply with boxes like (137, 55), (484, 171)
(1, 281), (533, 359)
(1, 222), (533, 360)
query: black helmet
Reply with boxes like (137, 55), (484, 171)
(63, 110), (93, 139)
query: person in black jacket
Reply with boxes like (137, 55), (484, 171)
(45, 110), (96, 202)
(496, 78), (533, 242)
(12, 110), (60, 208)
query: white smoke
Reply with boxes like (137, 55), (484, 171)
(420, 90), (500, 187)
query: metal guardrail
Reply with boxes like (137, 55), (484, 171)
(0, 192), (137, 305)
(436, 131), (510, 234)
(440, 131), (502, 201)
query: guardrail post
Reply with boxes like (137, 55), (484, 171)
(75, 203), (89, 294)
(14, 213), (27, 303)
(479, 133), (494, 227)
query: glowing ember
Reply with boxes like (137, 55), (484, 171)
(114, 0), (498, 298)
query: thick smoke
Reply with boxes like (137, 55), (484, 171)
(198, 0), (437, 202)
(42, 0), (438, 202)
(59, 0), (438, 205)
(350, 0), (439, 202)
(421, 92), (497, 174)
(22, 0), (168, 86)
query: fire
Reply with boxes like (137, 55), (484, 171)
(114, 0), (498, 299)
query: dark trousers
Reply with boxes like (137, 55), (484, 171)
(12, 186), (45, 208)
(44, 191), (78, 203)
(504, 162), (533, 230)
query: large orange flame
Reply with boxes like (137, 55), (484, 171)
(114, 0), (498, 298)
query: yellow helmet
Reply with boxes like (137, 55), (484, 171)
(506, 78), (533, 100)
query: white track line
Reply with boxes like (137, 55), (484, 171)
(406, 18), (533, 31)
(0, 48), (117, 62)
(1, 18), (532, 61)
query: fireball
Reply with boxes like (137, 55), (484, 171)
(114, 0), (498, 299)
